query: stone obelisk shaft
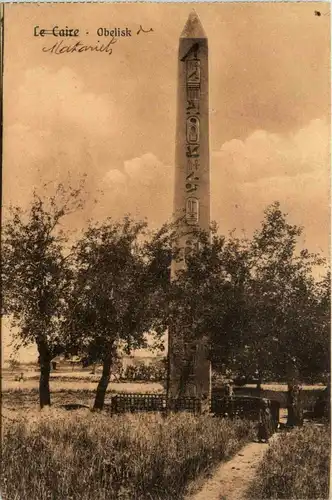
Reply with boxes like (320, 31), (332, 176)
(168, 12), (211, 403)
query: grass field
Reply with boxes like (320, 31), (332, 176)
(2, 366), (324, 418)
(2, 365), (165, 396)
(245, 424), (331, 499)
(2, 377), (324, 415)
(2, 409), (255, 500)
(1, 366), (329, 500)
(3, 365), (325, 404)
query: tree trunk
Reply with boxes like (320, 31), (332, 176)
(256, 373), (262, 394)
(38, 342), (52, 409)
(287, 382), (303, 426)
(286, 362), (303, 427)
(93, 351), (113, 411)
(287, 382), (296, 426)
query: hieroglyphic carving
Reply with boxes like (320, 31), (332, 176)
(187, 158), (199, 174)
(186, 144), (199, 158)
(186, 197), (199, 225)
(186, 60), (200, 113)
(187, 116), (200, 144)
(186, 99), (200, 115)
(185, 182), (198, 193)
(186, 167), (199, 193)
(187, 60), (200, 83)
(185, 48), (201, 213)
(186, 171), (199, 182)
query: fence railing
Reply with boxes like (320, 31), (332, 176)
(110, 393), (203, 415)
(111, 393), (166, 413)
(109, 393), (280, 427)
(212, 396), (280, 430)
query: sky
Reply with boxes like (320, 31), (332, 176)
(2, 2), (330, 361)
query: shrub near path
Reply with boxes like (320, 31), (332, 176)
(2, 410), (255, 500)
(246, 424), (330, 500)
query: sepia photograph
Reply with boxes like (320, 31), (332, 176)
(1, 2), (330, 499)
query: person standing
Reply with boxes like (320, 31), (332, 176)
(257, 401), (272, 443)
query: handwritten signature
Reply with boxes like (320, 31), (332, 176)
(42, 38), (116, 56)
(136, 25), (153, 35)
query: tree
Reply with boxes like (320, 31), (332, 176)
(299, 270), (330, 383)
(2, 182), (85, 408)
(239, 202), (328, 424)
(65, 218), (173, 410)
(8, 358), (20, 372)
(314, 271), (330, 380)
(172, 202), (329, 422)
(167, 225), (251, 395)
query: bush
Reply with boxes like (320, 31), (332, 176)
(123, 362), (166, 382)
(2, 410), (255, 500)
(246, 424), (330, 499)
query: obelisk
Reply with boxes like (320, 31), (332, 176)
(168, 11), (211, 405)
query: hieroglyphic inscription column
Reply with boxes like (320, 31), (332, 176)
(168, 11), (211, 403)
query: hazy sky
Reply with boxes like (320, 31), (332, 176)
(2, 3), (330, 360)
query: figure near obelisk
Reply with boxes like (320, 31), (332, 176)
(168, 11), (211, 403)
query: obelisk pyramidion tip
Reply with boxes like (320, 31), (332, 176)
(180, 10), (207, 39)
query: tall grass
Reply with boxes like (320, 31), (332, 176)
(2, 409), (254, 500)
(246, 424), (330, 499)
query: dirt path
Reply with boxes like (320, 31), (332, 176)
(186, 435), (279, 500)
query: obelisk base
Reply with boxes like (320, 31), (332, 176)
(167, 330), (211, 413)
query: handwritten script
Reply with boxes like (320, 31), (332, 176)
(43, 38), (116, 56)
(137, 25), (153, 35)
